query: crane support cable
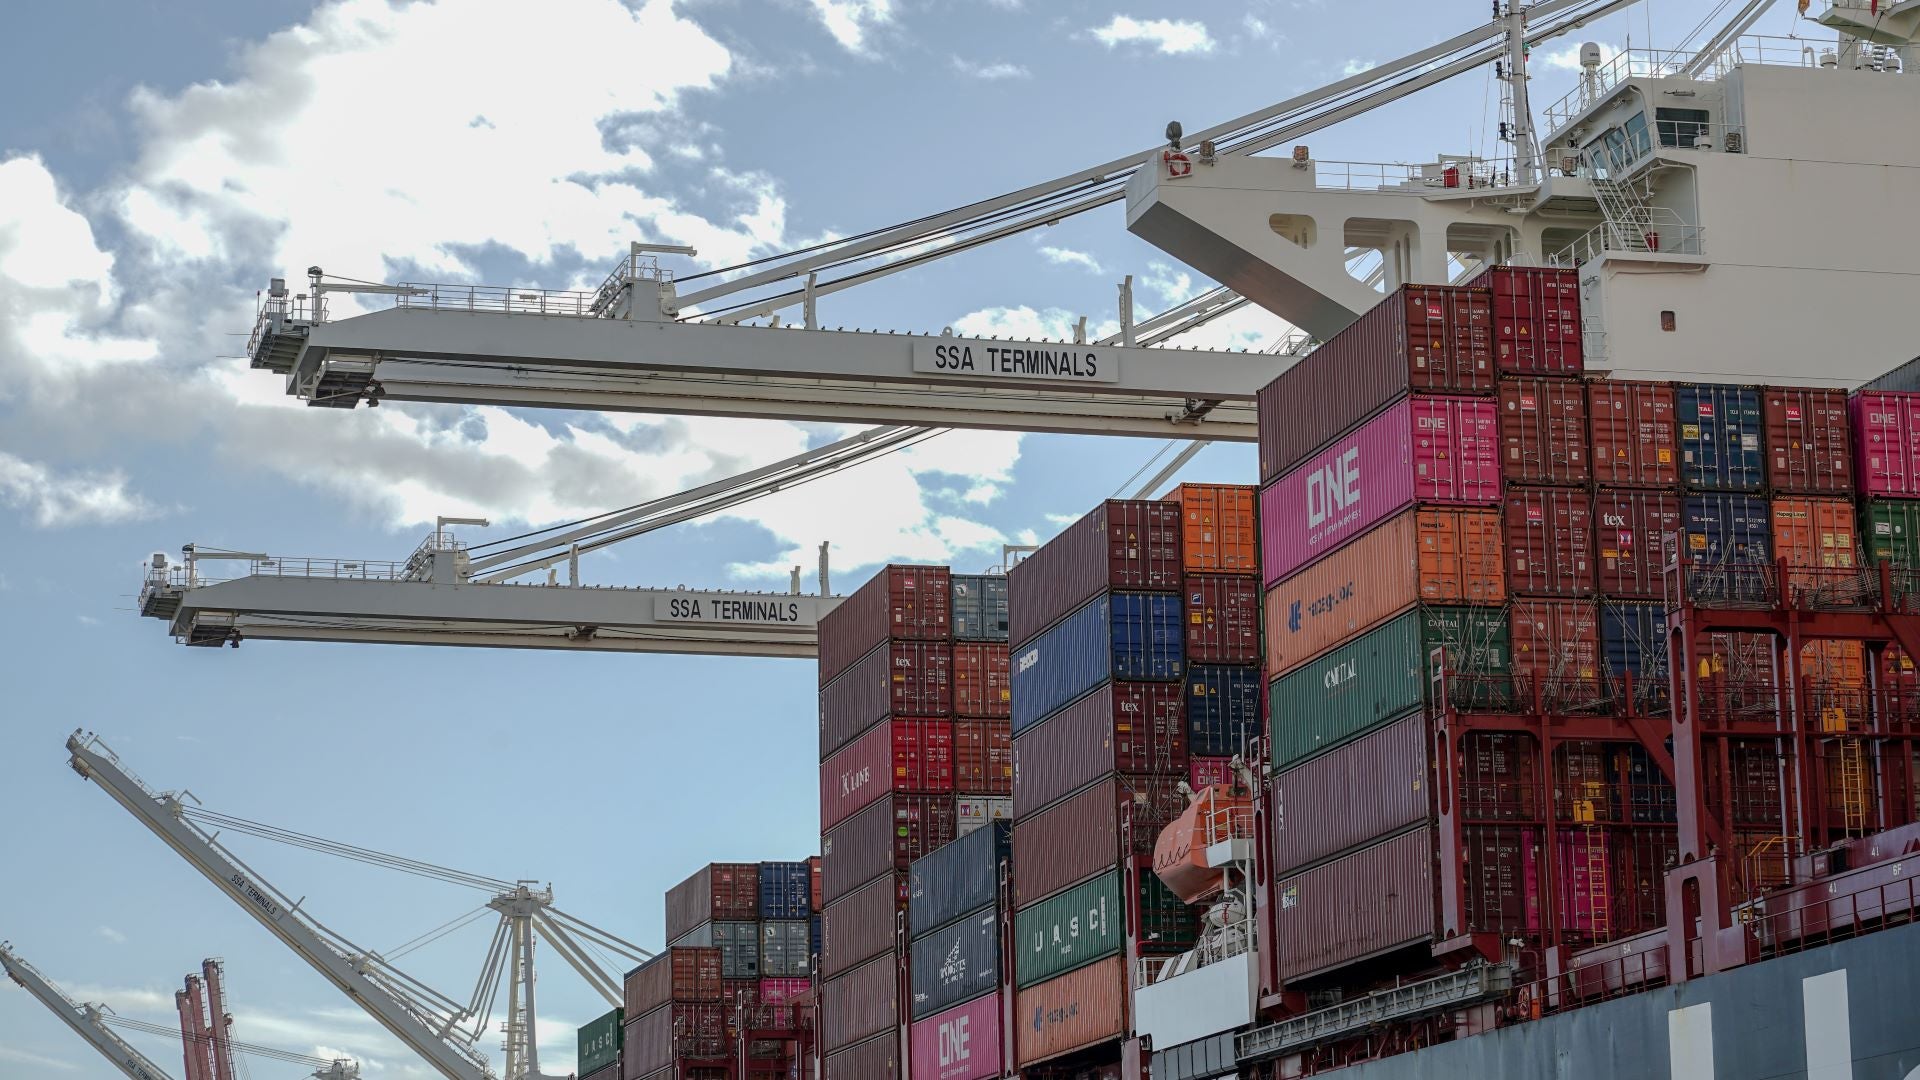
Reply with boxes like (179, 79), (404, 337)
(180, 808), (515, 893)
(102, 1016), (340, 1070)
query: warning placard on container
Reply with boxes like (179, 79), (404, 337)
(911, 340), (1120, 383)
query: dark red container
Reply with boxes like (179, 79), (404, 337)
(818, 565), (952, 687)
(1588, 381), (1678, 488)
(821, 953), (899, 1050)
(1465, 265), (1582, 376)
(1270, 712), (1428, 873)
(1182, 574), (1260, 664)
(952, 642), (1011, 718)
(1270, 827), (1435, 982)
(819, 870), (906, 978)
(821, 717), (955, 830)
(1594, 488), (1681, 599)
(624, 1003), (726, 1077)
(1460, 825), (1542, 935)
(721, 977), (757, 1013)
(809, 855), (823, 914)
(1459, 732), (1540, 821)
(666, 864), (760, 942)
(624, 947), (722, 1017)
(825, 1033), (898, 1080)
(1011, 682), (1186, 815)
(1763, 386), (1852, 494)
(1255, 284), (1494, 483)
(953, 718), (1012, 794)
(1009, 500), (1183, 645)
(1011, 774), (1185, 906)
(819, 640), (953, 760)
(1504, 487), (1595, 596)
(1510, 599), (1603, 703)
(1498, 377), (1590, 485)
(821, 793), (956, 904)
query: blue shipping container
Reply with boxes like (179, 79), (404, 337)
(952, 574), (1011, 641)
(908, 819), (1009, 938)
(1010, 593), (1184, 732)
(810, 914), (822, 963)
(1682, 493), (1772, 604)
(1186, 666), (1263, 756)
(1601, 601), (1669, 713)
(758, 861), (811, 920)
(1677, 384), (1765, 491)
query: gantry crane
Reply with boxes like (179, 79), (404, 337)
(1, 940), (177, 1080)
(67, 732), (651, 1080)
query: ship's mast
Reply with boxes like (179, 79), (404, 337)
(1502, 0), (1541, 184)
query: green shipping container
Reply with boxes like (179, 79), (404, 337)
(1269, 606), (1509, 771)
(1015, 872), (1123, 988)
(1863, 499), (1920, 567)
(577, 1007), (623, 1076)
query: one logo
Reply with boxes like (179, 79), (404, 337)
(1305, 447), (1361, 528)
(938, 1016), (971, 1065)
(1288, 600), (1303, 633)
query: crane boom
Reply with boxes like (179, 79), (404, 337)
(0, 941), (178, 1080)
(64, 733), (497, 1080)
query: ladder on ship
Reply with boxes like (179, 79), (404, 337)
(1573, 781), (1612, 943)
(1837, 737), (1870, 837)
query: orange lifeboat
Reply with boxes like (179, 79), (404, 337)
(1151, 783), (1254, 904)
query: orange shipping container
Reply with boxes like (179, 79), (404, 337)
(1014, 954), (1128, 1066)
(1169, 483), (1259, 576)
(1771, 496), (1857, 594)
(1800, 639), (1866, 690)
(1263, 507), (1504, 675)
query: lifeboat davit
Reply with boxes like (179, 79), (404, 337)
(1151, 783), (1253, 904)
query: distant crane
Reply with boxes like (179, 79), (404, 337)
(67, 731), (652, 1080)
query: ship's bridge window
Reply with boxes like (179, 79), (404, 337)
(1598, 112), (1653, 174)
(1656, 107), (1712, 148)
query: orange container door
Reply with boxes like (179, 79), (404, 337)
(1416, 508), (1507, 604)
(1772, 496), (1857, 592)
(1173, 483), (1258, 575)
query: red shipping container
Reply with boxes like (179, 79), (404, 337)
(826, 1033), (899, 1080)
(1504, 487), (1594, 597)
(623, 1003), (726, 1078)
(819, 871), (906, 978)
(1271, 827), (1435, 982)
(1009, 500), (1183, 646)
(1588, 381), (1678, 488)
(1011, 683), (1186, 816)
(1014, 955), (1129, 1067)
(809, 855), (823, 914)
(722, 977), (757, 1013)
(952, 642), (1011, 718)
(1498, 377), (1590, 485)
(1459, 731), (1540, 822)
(624, 947), (722, 1017)
(1183, 574), (1260, 664)
(1168, 483), (1260, 575)
(1011, 774), (1185, 905)
(819, 640), (953, 760)
(667, 864), (760, 942)
(1465, 265), (1582, 376)
(1763, 386), (1852, 494)
(1510, 599), (1603, 707)
(818, 565), (952, 687)
(821, 793), (956, 904)
(758, 977), (811, 1006)
(821, 717), (955, 830)
(820, 953), (899, 1050)
(910, 992), (1003, 1080)
(1851, 391), (1920, 496)
(1459, 826), (1542, 936)
(953, 718), (1012, 794)
(1255, 284), (1494, 483)
(1270, 712), (1428, 872)
(1555, 828), (1613, 938)
(1189, 756), (1235, 791)
(1594, 488), (1682, 599)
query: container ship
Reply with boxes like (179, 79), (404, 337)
(82, 3), (1920, 1080)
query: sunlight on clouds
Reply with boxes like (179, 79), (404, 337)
(1089, 15), (1215, 55)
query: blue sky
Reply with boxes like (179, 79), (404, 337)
(0, 0), (1760, 1076)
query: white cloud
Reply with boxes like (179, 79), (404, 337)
(1243, 15), (1273, 40)
(1341, 57), (1376, 76)
(1542, 41), (1621, 71)
(0, 1047), (80, 1072)
(952, 57), (1030, 80)
(95, 925), (127, 943)
(0, 452), (161, 527)
(60, 983), (176, 1014)
(951, 304), (1103, 341)
(807, 0), (895, 53)
(1039, 246), (1104, 273)
(1090, 15), (1215, 55)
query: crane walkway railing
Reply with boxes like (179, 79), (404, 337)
(1542, 35), (1851, 131)
(1307, 156), (1523, 193)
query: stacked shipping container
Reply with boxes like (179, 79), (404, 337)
(906, 822), (1010, 1080)
(950, 574), (1013, 836)
(1171, 483), (1264, 788)
(1006, 500), (1196, 1074)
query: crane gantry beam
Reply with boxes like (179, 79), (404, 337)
(1, 941), (177, 1080)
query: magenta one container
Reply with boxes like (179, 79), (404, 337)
(1260, 395), (1501, 585)
(909, 993), (1003, 1080)
(1851, 391), (1920, 496)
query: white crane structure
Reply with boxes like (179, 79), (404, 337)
(67, 732), (653, 1080)
(135, 0), (1920, 660)
(1, 940), (177, 1080)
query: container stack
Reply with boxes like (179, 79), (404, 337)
(577, 1008), (622, 1080)
(817, 565), (959, 1080)
(906, 821), (1011, 1080)
(1005, 499), (1194, 1074)
(950, 574), (1013, 836)
(622, 858), (815, 1080)
(1171, 483), (1264, 784)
